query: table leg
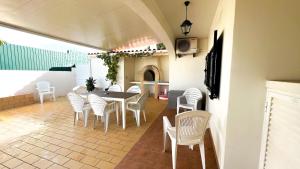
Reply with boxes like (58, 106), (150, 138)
(122, 100), (126, 129)
(84, 110), (88, 127)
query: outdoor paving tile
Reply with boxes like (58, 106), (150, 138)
(56, 148), (72, 156)
(0, 97), (167, 169)
(63, 159), (84, 169)
(22, 154), (41, 164)
(67, 152), (85, 161)
(47, 164), (67, 169)
(51, 154), (70, 165)
(45, 144), (61, 152)
(2, 158), (23, 168)
(33, 158), (53, 169)
(81, 156), (100, 166)
(14, 163), (36, 169)
(0, 152), (13, 163)
(96, 161), (115, 169)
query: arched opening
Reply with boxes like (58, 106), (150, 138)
(144, 69), (155, 81)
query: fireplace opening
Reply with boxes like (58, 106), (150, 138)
(144, 69), (155, 81)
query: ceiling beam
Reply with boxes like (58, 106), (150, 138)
(121, 0), (175, 55)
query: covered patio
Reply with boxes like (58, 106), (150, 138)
(0, 97), (218, 169)
(2, 0), (299, 169)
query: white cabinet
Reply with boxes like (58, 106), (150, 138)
(259, 81), (300, 169)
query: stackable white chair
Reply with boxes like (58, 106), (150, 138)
(67, 92), (91, 127)
(127, 85), (142, 102)
(108, 84), (122, 92)
(127, 85), (141, 93)
(72, 86), (87, 94)
(126, 92), (148, 127)
(36, 81), (55, 104)
(163, 111), (211, 169)
(88, 94), (119, 133)
(177, 88), (202, 114)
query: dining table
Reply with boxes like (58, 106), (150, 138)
(81, 89), (139, 129)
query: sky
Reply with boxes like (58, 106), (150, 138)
(0, 26), (101, 53)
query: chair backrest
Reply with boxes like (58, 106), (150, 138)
(67, 92), (85, 113)
(127, 85), (141, 93)
(108, 84), (122, 92)
(88, 94), (107, 116)
(175, 111), (211, 145)
(183, 88), (202, 105)
(36, 81), (50, 92)
(136, 92), (148, 109)
(73, 86), (87, 94)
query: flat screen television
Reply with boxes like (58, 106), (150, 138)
(204, 31), (223, 99)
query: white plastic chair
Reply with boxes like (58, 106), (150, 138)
(73, 86), (87, 94)
(36, 81), (55, 104)
(127, 85), (142, 102)
(127, 85), (141, 93)
(67, 92), (91, 127)
(88, 94), (119, 133)
(177, 88), (202, 114)
(163, 111), (211, 169)
(126, 92), (148, 127)
(108, 84), (122, 92)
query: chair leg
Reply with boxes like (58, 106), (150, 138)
(93, 115), (96, 129)
(105, 113), (110, 133)
(137, 110), (140, 127)
(134, 111), (138, 124)
(200, 142), (205, 169)
(73, 112), (76, 125)
(53, 93), (56, 101)
(84, 110), (89, 127)
(143, 110), (146, 122)
(163, 129), (167, 152)
(40, 94), (43, 104)
(171, 140), (177, 169)
(76, 112), (79, 120)
(176, 106), (179, 114)
(116, 105), (119, 125)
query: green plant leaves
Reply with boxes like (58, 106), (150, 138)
(97, 51), (154, 85)
(86, 77), (96, 92)
(0, 40), (6, 46)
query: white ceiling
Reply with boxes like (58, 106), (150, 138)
(155, 0), (219, 39)
(0, 0), (219, 50)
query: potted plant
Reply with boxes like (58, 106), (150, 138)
(86, 77), (96, 92)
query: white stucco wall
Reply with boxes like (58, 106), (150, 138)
(206, 0), (236, 167)
(168, 38), (208, 92)
(224, 0), (300, 169)
(0, 70), (76, 99)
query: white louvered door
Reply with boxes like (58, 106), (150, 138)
(260, 81), (300, 169)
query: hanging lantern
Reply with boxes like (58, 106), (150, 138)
(180, 1), (192, 36)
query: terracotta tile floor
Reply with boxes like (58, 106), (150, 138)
(0, 97), (167, 169)
(116, 109), (219, 169)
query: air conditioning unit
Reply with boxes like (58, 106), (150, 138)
(175, 37), (198, 57)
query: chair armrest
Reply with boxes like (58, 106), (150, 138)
(106, 102), (115, 111)
(177, 95), (185, 105)
(127, 102), (140, 110)
(163, 116), (172, 134)
(127, 100), (139, 105)
(193, 98), (202, 110)
(50, 87), (55, 92)
(126, 96), (138, 103)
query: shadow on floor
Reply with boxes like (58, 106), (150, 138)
(116, 108), (219, 169)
